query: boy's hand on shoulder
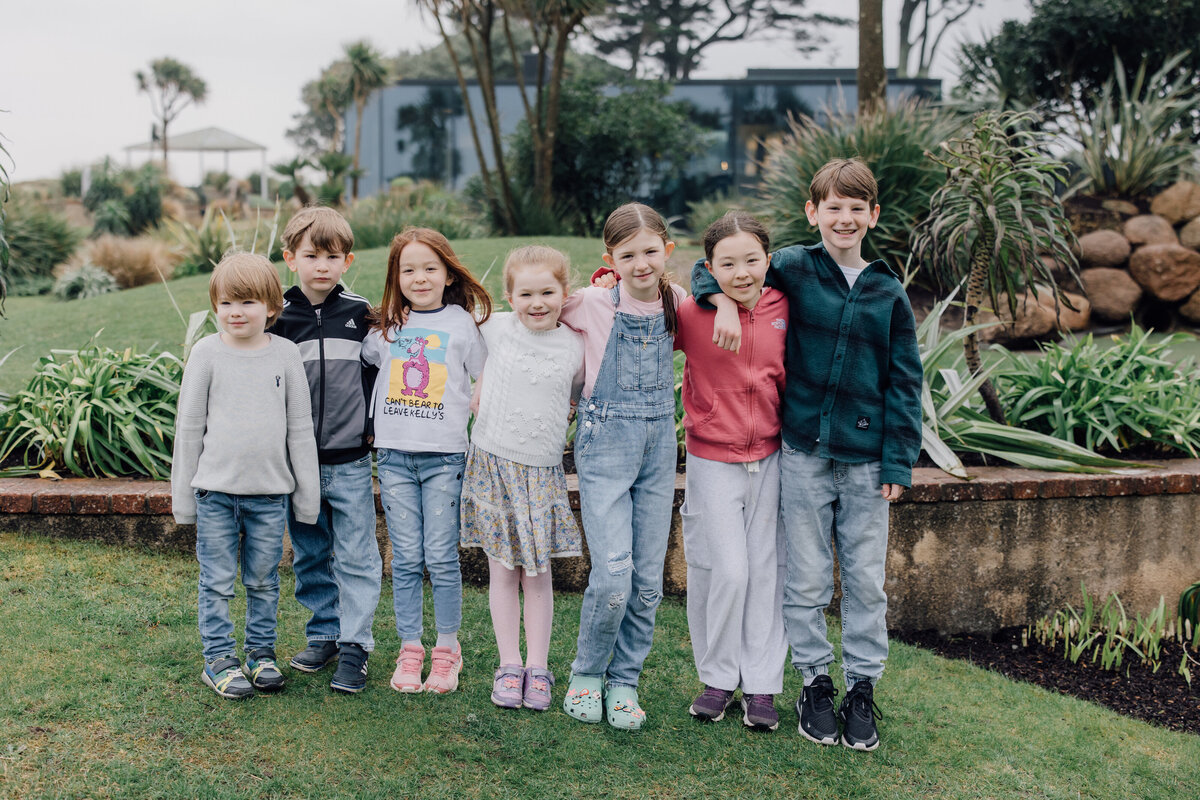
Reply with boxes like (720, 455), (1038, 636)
(881, 483), (904, 502)
(712, 298), (742, 352)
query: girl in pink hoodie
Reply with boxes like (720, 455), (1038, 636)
(675, 211), (789, 731)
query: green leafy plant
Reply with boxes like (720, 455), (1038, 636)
(124, 164), (165, 235)
(91, 198), (133, 237)
(911, 110), (1079, 424)
(3, 197), (81, 294)
(53, 264), (119, 301)
(0, 341), (182, 479)
(60, 168), (83, 198)
(348, 180), (484, 248)
(917, 289), (1136, 477)
(168, 201), (282, 277)
(1027, 583), (1199, 685)
(82, 159), (127, 213)
(686, 191), (756, 240)
(1071, 53), (1200, 197)
(758, 101), (961, 271)
(995, 326), (1200, 457)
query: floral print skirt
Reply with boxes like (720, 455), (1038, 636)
(460, 445), (582, 575)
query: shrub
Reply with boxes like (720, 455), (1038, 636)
(757, 102), (962, 271)
(995, 325), (1200, 457)
(81, 234), (178, 288)
(82, 161), (126, 213)
(685, 191), (760, 240)
(0, 341), (182, 479)
(347, 181), (485, 249)
(91, 198), (132, 237)
(3, 198), (80, 292)
(53, 264), (119, 301)
(60, 168), (83, 198)
(167, 205), (284, 277)
(1071, 54), (1200, 197)
(125, 164), (165, 234)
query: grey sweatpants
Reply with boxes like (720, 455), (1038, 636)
(680, 451), (787, 694)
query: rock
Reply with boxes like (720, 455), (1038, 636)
(1128, 243), (1200, 301)
(1150, 181), (1200, 224)
(1080, 268), (1143, 321)
(1078, 229), (1131, 268)
(977, 290), (1057, 341)
(1101, 198), (1140, 217)
(1180, 289), (1200, 324)
(1180, 217), (1200, 250)
(1124, 214), (1178, 247)
(1045, 289), (1091, 331)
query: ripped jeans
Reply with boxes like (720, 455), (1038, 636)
(377, 448), (466, 640)
(570, 403), (676, 688)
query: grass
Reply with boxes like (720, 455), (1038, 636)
(0, 237), (703, 396)
(2, 532), (1198, 800)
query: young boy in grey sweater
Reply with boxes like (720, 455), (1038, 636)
(172, 252), (320, 699)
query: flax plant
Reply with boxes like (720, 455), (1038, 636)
(911, 110), (1079, 424)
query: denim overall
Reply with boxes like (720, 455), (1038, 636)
(570, 286), (677, 688)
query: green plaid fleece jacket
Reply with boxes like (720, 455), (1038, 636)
(691, 243), (923, 486)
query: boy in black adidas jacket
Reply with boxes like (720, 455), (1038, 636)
(275, 207), (380, 694)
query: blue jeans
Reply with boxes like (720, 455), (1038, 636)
(377, 449), (465, 640)
(195, 490), (287, 662)
(288, 453), (382, 651)
(570, 406), (675, 687)
(780, 442), (890, 687)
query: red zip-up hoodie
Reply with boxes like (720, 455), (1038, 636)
(675, 287), (789, 463)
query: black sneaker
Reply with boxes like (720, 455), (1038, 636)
(838, 680), (882, 751)
(290, 640), (339, 673)
(243, 648), (285, 692)
(797, 674), (840, 746)
(330, 644), (369, 694)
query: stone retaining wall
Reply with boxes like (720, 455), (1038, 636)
(3, 463), (1198, 634)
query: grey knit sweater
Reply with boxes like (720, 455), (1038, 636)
(171, 333), (320, 524)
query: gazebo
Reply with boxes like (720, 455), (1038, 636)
(124, 126), (267, 196)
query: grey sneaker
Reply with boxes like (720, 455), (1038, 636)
(838, 680), (882, 751)
(330, 644), (369, 694)
(797, 675), (840, 746)
(741, 694), (780, 731)
(689, 685), (734, 722)
(243, 648), (285, 692)
(202, 656), (253, 699)
(290, 640), (339, 673)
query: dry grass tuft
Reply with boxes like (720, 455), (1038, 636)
(76, 234), (181, 288)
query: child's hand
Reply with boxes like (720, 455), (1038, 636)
(881, 484), (904, 501)
(713, 302), (742, 352)
(567, 399), (577, 422)
(591, 266), (617, 289)
(399, 304), (411, 327)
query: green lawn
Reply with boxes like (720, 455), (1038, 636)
(0, 237), (704, 395)
(2, 532), (1197, 800)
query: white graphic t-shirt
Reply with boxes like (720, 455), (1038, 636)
(362, 305), (487, 453)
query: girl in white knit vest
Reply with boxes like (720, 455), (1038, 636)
(460, 245), (585, 711)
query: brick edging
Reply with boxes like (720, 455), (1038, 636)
(0, 460), (1196, 516)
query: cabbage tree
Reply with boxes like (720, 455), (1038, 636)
(911, 110), (1079, 423)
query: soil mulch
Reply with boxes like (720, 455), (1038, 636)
(895, 627), (1200, 735)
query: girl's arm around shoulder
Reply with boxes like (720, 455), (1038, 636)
(559, 285), (608, 331)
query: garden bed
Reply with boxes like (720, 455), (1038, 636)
(896, 627), (1200, 735)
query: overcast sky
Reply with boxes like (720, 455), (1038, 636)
(2, 0), (1028, 186)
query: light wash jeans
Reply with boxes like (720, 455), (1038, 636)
(195, 490), (287, 662)
(570, 402), (676, 688)
(288, 453), (382, 651)
(377, 448), (465, 640)
(780, 441), (890, 687)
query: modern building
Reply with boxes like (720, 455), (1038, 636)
(345, 68), (941, 218)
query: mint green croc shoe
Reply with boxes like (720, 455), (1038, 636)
(604, 684), (647, 730)
(563, 673), (604, 723)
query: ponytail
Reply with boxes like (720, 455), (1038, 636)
(659, 273), (678, 338)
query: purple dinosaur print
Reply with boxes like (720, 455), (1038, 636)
(400, 336), (431, 398)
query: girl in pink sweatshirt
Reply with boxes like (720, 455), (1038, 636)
(674, 211), (789, 731)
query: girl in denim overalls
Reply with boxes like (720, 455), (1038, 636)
(559, 203), (685, 730)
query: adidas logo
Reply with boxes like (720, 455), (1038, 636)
(345, 319), (357, 329)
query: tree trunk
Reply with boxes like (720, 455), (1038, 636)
(858, 0), (887, 117)
(161, 120), (169, 172)
(965, 237), (1007, 425)
(537, 21), (575, 209)
(351, 101), (364, 200)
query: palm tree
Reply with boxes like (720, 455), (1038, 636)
(135, 57), (208, 171)
(344, 41), (389, 201)
(911, 111), (1079, 424)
